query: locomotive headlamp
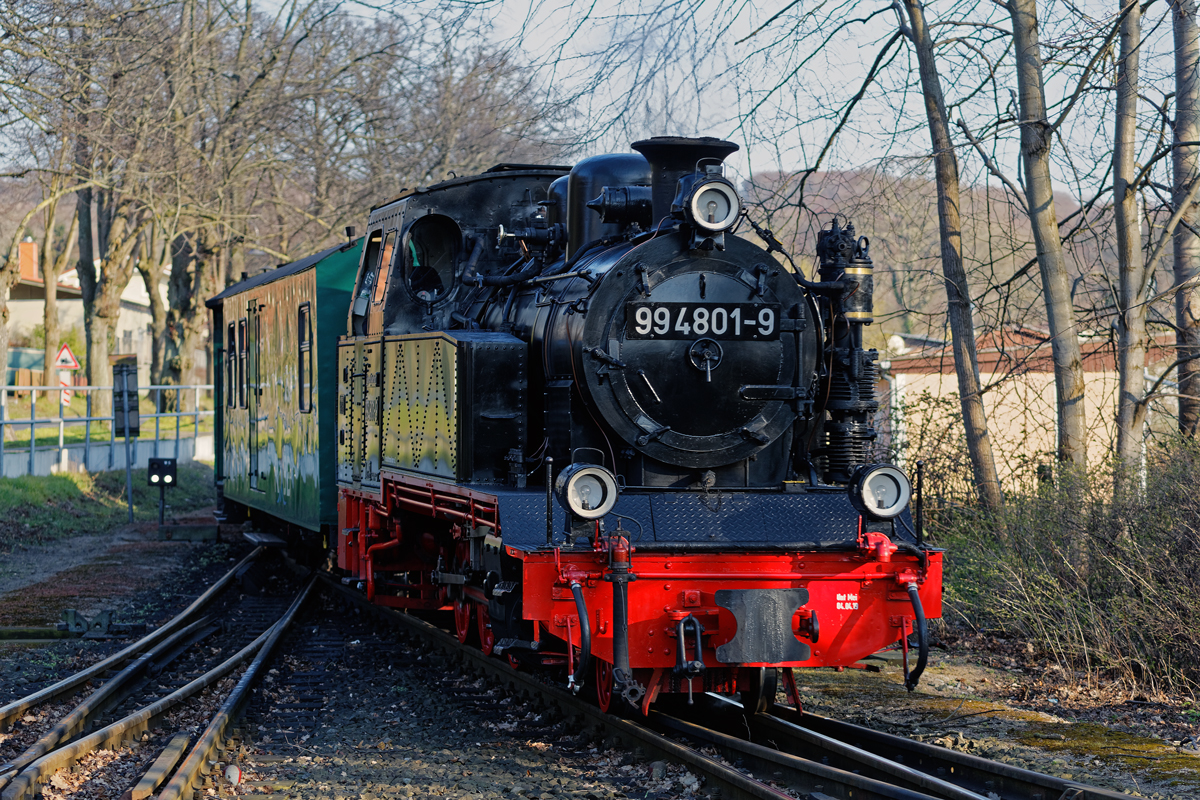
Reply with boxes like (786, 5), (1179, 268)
(686, 179), (740, 233)
(849, 463), (911, 520)
(555, 463), (619, 520)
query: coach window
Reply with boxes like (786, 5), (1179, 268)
(226, 323), (236, 408)
(403, 215), (460, 303)
(237, 319), (247, 408)
(298, 303), (313, 412)
(372, 230), (398, 305)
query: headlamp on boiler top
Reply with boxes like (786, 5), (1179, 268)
(684, 178), (741, 233)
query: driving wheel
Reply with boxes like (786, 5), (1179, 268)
(739, 667), (777, 714)
(595, 659), (616, 713)
(477, 603), (497, 655)
(453, 599), (474, 644)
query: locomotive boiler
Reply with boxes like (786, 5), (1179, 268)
(210, 136), (942, 713)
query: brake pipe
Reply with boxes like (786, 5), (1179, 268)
(604, 535), (636, 699)
(569, 581), (592, 694)
(903, 582), (929, 691)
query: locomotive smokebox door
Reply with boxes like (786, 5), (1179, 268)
(576, 235), (820, 470)
(714, 588), (812, 663)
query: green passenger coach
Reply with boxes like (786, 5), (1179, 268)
(207, 238), (361, 535)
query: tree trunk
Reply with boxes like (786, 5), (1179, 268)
(164, 233), (215, 412)
(137, 237), (168, 389)
(1174, 0), (1200, 436)
(42, 203), (78, 397)
(1007, 0), (1089, 472)
(0, 282), (10, 399)
(1114, 0), (1147, 487)
(43, 238), (61, 392)
(902, 0), (1005, 515)
(75, 184), (107, 415)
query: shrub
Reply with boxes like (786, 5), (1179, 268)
(929, 439), (1200, 698)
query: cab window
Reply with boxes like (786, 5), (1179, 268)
(237, 319), (247, 408)
(373, 231), (397, 304)
(226, 323), (236, 408)
(403, 215), (460, 303)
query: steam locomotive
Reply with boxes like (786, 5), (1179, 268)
(207, 136), (942, 713)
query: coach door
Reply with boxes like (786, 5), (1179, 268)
(248, 300), (262, 491)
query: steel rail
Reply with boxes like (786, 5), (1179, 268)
(0, 577), (302, 800)
(157, 573), (317, 800)
(0, 546), (264, 732)
(650, 709), (954, 800)
(0, 616), (216, 786)
(319, 574), (836, 800)
(658, 693), (992, 800)
(766, 705), (1140, 800)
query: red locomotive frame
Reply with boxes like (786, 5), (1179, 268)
(338, 471), (941, 713)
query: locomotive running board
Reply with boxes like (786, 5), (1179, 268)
(714, 589), (811, 663)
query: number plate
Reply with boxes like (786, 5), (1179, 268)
(626, 302), (780, 340)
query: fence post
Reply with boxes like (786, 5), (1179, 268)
(85, 391), (91, 472)
(1, 389), (7, 478)
(108, 393), (115, 470)
(58, 390), (66, 473)
(29, 387), (36, 476)
(194, 386), (200, 443)
(174, 387), (181, 460)
(154, 387), (161, 458)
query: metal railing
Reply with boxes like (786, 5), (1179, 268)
(0, 384), (215, 478)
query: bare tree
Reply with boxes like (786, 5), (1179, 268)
(899, 0), (1005, 513)
(1173, 0), (1200, 435)
(1, 0), (565, 411)
(40, 186), (79, 391)
(1114, 0), (1147, 481)
(1005, 0), (1089, 474)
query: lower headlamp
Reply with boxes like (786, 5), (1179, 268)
(554, 463), (619, 520)
(849, 463), (912, 520)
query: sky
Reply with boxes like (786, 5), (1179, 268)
(465, 0), (1181, 209)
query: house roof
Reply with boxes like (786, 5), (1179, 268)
(886, 325), (1177, 375)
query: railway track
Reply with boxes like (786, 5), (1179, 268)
(0, 548), (315, 800)
(320, 573), (1143, 800)
(0, 553), (1154, 800)
(653, 696), (1141, 800)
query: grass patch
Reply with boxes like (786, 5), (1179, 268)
(0, 462), (216, 553)
(1016, 721), (1200, 782)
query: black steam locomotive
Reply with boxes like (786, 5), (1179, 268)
(211, 136), (940, 713)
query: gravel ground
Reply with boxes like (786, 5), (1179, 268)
(226, 598), (686, 800)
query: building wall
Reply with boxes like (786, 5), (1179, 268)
(9, 298), (159, 385)
(878, 368), (1178, 490)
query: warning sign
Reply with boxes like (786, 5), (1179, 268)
(54, 343), (81, 370)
